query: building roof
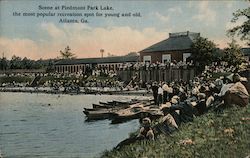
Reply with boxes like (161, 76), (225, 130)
(140, 31), (200, 53)
(55, 55), (139, 65)
(242, 48), (250, 56)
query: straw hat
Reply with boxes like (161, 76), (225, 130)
(240, 77), (248, 82)
(171, 96), (179, 104)
(153, 81), (158, 86)
(197, 93), (206, 99)
(191, 101), (197, 106)
(192, 87), (199, 95)
(142, 117), (151, 125)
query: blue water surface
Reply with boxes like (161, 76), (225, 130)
(0, 92), (140, 158)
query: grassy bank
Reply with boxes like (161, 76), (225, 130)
(0, 76), (33, 84)
(102, 105), (250, 158)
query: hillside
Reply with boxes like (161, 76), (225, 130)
(101, 105), (250, 158)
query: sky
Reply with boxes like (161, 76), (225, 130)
(0, 0), (249, 60)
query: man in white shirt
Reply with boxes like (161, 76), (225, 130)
(157, 84), (164, 106)
(162, 82), (169, 104)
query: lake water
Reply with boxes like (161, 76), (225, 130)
(0, 92), (142, 158)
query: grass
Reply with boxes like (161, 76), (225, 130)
(101, 105), (250, 158)
(0, 76), (33, 84)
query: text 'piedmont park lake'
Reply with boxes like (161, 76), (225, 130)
(0, 92), (143, 158)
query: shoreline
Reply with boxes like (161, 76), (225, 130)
(0, 87), (152, 96)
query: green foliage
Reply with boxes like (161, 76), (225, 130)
(45, 59), (55, 72)
(126, 52), (139, 56)
(10, 55), (22, 69)
(0, 55), (56, 70)
(227, 5), (250, 46)
(102, 105), (250, 158)
(223, 40), (245, 67)
(60, 46), (76, 59)
(191, 37), (217, 72)
(0, 76), (33, 84)
(0, 57), (8, 70)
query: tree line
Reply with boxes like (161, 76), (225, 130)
(0, 56), (55, 71)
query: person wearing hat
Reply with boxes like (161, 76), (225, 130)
(232, 73), (241, 83)
(152, 81), (158, 105)
(169, 99), (195, 125)
(137, 117), (155, 140)
(194, 93), (207, 116)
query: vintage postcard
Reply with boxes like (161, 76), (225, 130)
(0, 0), (249, 158)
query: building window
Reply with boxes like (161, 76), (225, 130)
(162, 54), (171, 63)
(143, 56), (151, 64)
(183, 53), (191, 63)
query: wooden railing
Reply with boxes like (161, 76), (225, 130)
(117, 67), (196, 83)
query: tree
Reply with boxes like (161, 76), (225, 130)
(227, 4), (250, 46)
(126, 52), (138, 56)
(60, 46), (76, 59)
(46, 59), (55, 72)
(0, 57), (8, 70)
(191, 37), (217, 71)
(10, 55), (22, 69)
(21, 57), (32, 69)
(223, 40), (245, 67)
(107, 53), (116, 57)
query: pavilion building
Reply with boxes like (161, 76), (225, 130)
(139, 31), (200, 64)
(54, 55), (139, 74)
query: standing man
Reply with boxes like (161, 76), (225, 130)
(152, 81), (158, 105)
(157, 83), (164, 106)
(162, 82), (169, 104)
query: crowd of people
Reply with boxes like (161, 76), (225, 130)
(137, 71), (249, 141)
(117, 60), (194, 71)
(0, 71), (124, 91)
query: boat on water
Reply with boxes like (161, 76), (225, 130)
(83, 98), (160, 122)
(92, 103), (111, 109)
(83, 100), (133, 119)
(83, 108), (118, 120)
(99, 101), (112, 106)
(111, 104), (164, 124)
(84, 102), (141, 120)
(84, 107), (107, 111)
